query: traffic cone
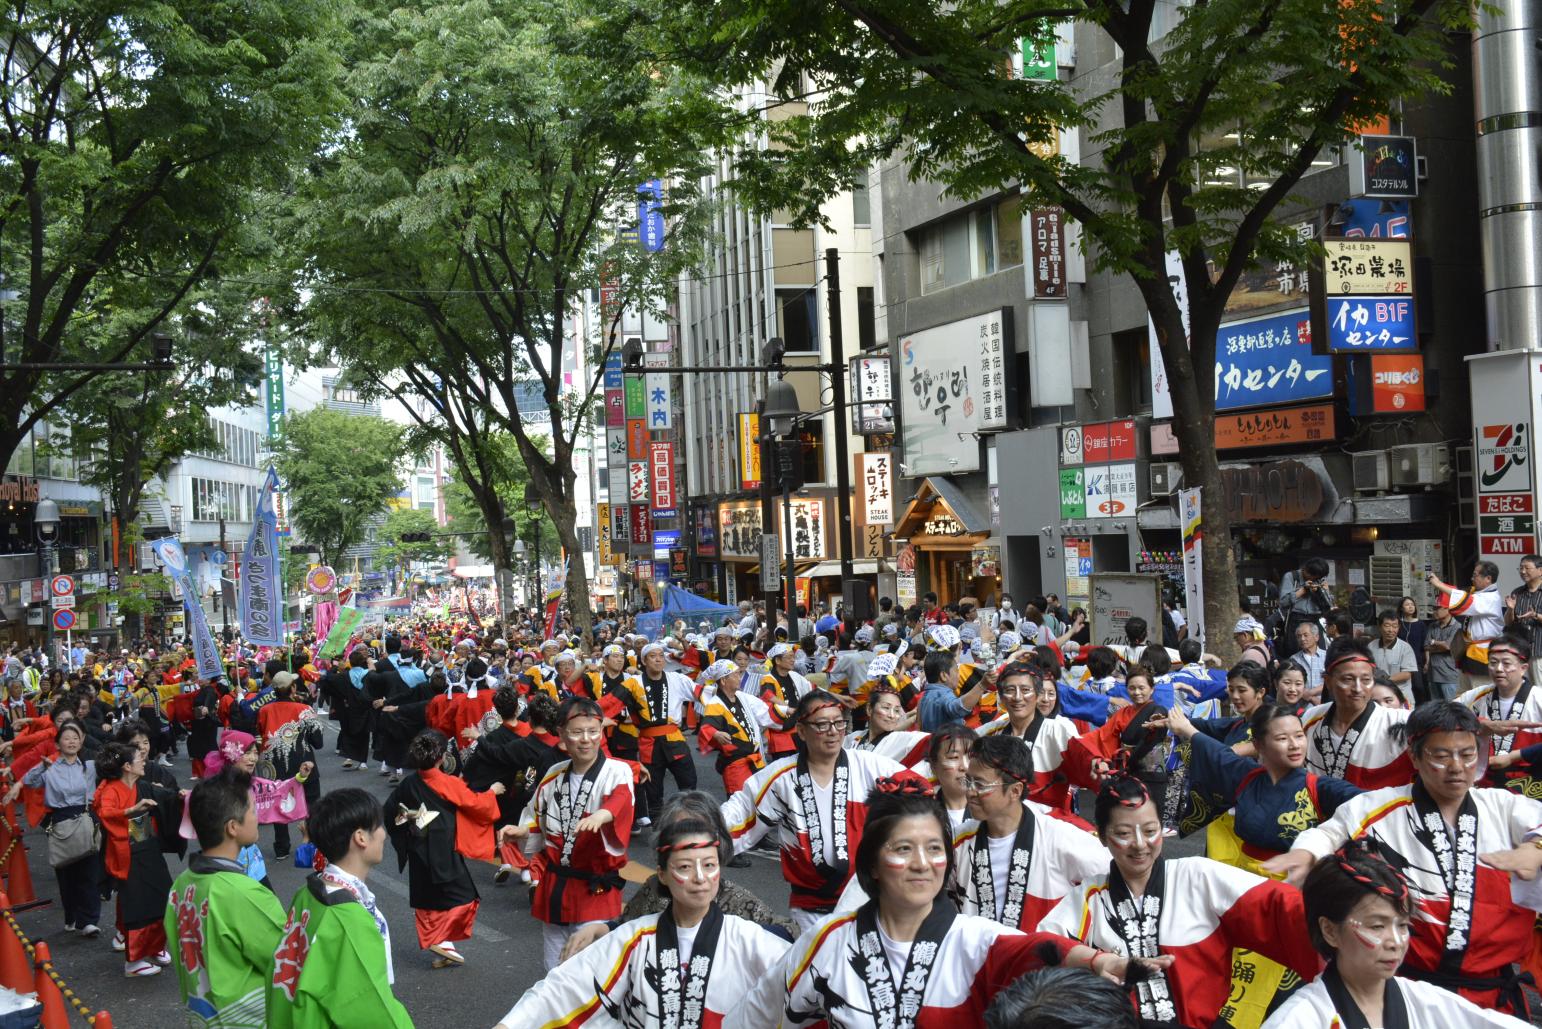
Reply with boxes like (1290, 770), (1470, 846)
(0, 892), (28, 993)
(31, 941), (68, 1029)
(92, 1014), (112, 1028)
(3, 835), (35, 906)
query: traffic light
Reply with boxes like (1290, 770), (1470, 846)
(398, 531), (434, 544)
(151, 332), (173, 366)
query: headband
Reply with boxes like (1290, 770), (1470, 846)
(657, 839), (718, 856)
(873, 772), (935, 797)
(1489, 640), (1525, 660)
(1325, 651), (1374, 673)
(1335, 843), (1409, 902)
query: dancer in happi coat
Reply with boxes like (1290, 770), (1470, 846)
(1264, 700), (1542, 1017)
(1301, 638), (1414, 789)
(509, 696), (636, 969)
(727, 775), (1157, 1029)
(494, 798), (789, 1028)
(1038, 775), (1321, 1028)
(844, 682), (929, 765)
(1261, 840), (1530, 1028)
(695, 660), (777, 795)
(722, 690), (905, 935)
(1457, 635), (1542, 793)
(383, 728), (502, 968)
(93, 741), (176, 976)
(978, 665), (1078, 812)
(951, 735), (1108, 931)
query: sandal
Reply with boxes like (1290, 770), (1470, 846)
(124, 960), (161, 978)
(428, 943), (465, 967)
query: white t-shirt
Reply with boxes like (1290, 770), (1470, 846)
(877, 924), (912, 987)
(674, 922), (700, 974)
(986, 832), (1015, 922)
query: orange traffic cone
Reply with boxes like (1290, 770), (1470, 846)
(31, 941), (68, 1029)
(3, 834), (35, 906)
(92, 1014), (112, 1029)
(0, 892), (27, 993)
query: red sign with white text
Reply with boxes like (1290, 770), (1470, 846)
(627, 418), (649, 460)
(1082, 422), (1110, 464)
(1370, 353), (1425, 413)
(1106, 420), (1137, 461)
(649, 442), (676, 513)
(1479, 494), (1534, 515)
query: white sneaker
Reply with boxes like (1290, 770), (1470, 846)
(519, 869), (532, 884)
(124, 960), (160, 978)
(79, 924), (100, 940)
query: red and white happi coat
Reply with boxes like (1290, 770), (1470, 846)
(500, 910), (789, 1029)
(725, 911), (1078, 1029)
(1302, 701), (1414, 790)
(1458, 682), (1542, 791)
(1038, 856), (1320, 1029)
(722, 750), (904, 911)
(951, 804), (1110, 932)
(978, 713), (1079, 810)
(1262, 974), (1531, 1028)
(842, 728), (931, 767)
(519, 756), (635, 926)
(1290, 783), (1542, 1013)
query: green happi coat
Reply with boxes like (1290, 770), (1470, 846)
(165, 853), (287, 1028)
(265, 871), (412, 1029)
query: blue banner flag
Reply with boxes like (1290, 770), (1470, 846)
(148, 536), (225, 682)
(241, 467), (283, 646)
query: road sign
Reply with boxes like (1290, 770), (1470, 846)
(49, 575), (74, 597)
(211, 550), (227, 566)
(52, 609), (75, 631)
(50, 595), (75, 608)
(759, 534), (780, 591)
(107, 573), (119, 591)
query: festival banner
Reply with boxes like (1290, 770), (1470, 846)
(149, 536), (224, 681)
(317, 605), (364, 660)
(253, 775), (308, 825)
(1179, 486), (1205, 645)
(241, 467), (283, 646)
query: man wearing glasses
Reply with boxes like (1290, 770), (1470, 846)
(720, 689), (903, 934)
(952, 735), (1109, 931)
(1505, 554), (1542, 689)
(1457, 636), (1542, 794)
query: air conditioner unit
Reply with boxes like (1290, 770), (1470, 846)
(1372, 539), (1444, 613)
(1389, 443), (1451, 488)
(1149, 462), (1182, 497)
(1352, 451), (1390, 493)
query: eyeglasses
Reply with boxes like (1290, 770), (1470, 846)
(962, 776), (1005, 794)
(801, 719), (845, 735)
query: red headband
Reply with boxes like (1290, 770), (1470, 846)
(657, 839), (717, 855)
(1325, 652), (1374, 673)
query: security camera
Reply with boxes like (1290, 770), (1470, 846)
(898, 462), (913, 476)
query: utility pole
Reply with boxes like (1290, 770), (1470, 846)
(825, 248), (856, 584)
(757, 399), (779, 644)
(218, 516), (231, 640)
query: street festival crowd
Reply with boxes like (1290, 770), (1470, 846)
(8, 570), (1542, 1027)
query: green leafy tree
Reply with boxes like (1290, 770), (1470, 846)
(0, 0), (342, 472)
(640, 0), (1465, 649)
(287, 0), (729, 640)
(377, 507), (454, 580)
(271, 408), (406, 568)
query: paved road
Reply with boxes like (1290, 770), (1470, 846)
(7, 721), (1203, 1028)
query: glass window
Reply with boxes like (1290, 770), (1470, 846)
(776, 288), (818, 352)
(995, 195), (1024, 268)
(853, 170), (871, 226)
(857, 286), (877, 350)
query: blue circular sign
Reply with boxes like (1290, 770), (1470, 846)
(52, 609), (75, 631)
(211, 550), (227, 566)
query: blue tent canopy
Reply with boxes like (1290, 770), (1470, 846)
(635, 584), (740, 641)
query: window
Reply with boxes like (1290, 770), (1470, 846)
(853, 170), (871, 226)
(1110, 328), (1153, 416)
(776, 288), (818, 353)
(415, 475), (436, 507)
(857, 286), (877, 350)
(917, 195), (1024, 294)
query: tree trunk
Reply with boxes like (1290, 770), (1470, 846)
(548, 483), (595, 644)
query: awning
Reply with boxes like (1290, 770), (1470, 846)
(894, 477), (993, 543)
(743, 561), (820, 576)
(452, 565), (495, 579)
(803, 559), (888, 577)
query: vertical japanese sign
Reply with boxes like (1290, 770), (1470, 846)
(624, 375), (647, 419)
(629, 504), (653, 546)
(1179, 487), (1205, 646)
(627, 460), (649, 505)
(597, 502), (612, 565)
(264, 346), (285, 439)
(645, 372), (672, 429)
(627, 418), (649, 460)
(604, 389), (624, 427)
(149, 537), (224, 681)
(1020, 33), (1055, 79)
(240, 467), (283, 646)
(737, 413), (762, 490)
(637, 180), (666, 253)
(1467, 350), (1542, 591)
(1030, 208), (1066, 299)
(611, 503), (631, 549)
(858, 453), (894, 524)
(1149, 249), (1188, 420)
(606, 429), (628, 500)
(649, 442), (676, 515)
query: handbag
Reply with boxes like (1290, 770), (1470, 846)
(46, 814), (100, 869)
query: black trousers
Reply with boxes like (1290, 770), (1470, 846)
(55, 854), (101, 929)
(642, 738), (697, 818)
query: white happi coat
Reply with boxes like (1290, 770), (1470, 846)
(1261, 974), (1530, 1028)
(1301, 701), (1413, 790)
(499, 910), (788, 1029)
(950, 805), (1109, 931)
(842, 728), (930, 766)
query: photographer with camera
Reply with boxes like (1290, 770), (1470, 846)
(1276, 557), (1334, 660)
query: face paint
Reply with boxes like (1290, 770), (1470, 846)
(1106, 826), (1163, 849)
(880, 851), (910, 869)
(928, 851), (948, 869)
(1348, 918), (1409, 949)
(667, 857), (720, 885)
(1426, 755), (1479, 772)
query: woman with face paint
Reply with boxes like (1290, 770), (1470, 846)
(1038, 775), (1322, 1028)
(1300, 638), (1414, 789)
(731, 774), (1154, 1029)
(1261, 841), (1529, 1028)
(495, 803), (789, 1029)
(1264, 701), (1542, 1018)
(844, 682), (930, 765)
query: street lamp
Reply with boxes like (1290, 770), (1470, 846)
(762, 378), (802, 438)
(35, 499), (60, 666)
(523, 485), (542, 608)
(513, 539), (528, 609)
